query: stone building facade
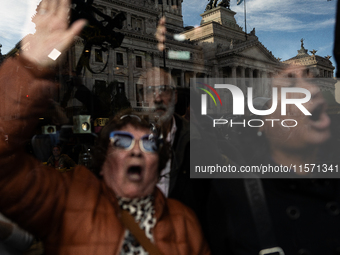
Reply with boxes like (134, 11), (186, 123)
(67, 0), (207, 111)
(61, 0), (335, 115)
(282, 39), (335, 93)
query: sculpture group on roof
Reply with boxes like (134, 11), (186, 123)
(205, 0), (230, 11)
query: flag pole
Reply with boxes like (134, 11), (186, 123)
(237, 0), (247, 40)
(244, 0), (247, 40)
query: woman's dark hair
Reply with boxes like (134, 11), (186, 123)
(92, 109), (170, 177)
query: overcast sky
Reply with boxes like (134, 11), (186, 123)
(183, 0), (337, 67)
(0, 0), (337, 70)
(0, 0), (40, 54)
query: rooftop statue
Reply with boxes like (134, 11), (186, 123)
(218, 0), (230, 9)
(301, 38), (305, 48)
(205, 0), (214, 10)
(310, 49), (317, 55)
(205, 0), (230, 11)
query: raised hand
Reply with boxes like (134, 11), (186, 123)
(155, 16), (166, 52)
(21, 0), (87, 68)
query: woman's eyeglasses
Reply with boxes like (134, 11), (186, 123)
(109, 131), (158, 153)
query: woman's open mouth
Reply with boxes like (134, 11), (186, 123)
(127, 166), (143, 181)
(310, 104), (323, 121)
(308, 103), (330, 130)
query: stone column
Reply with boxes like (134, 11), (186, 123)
(231, 65), (237, 89)
(219, 68), (224, 78)
(262, 71), (268, 97)
(181, 70), (185, 87)
(168, 68), (173, 86)
(240, 66), (246, 93)
(231, 65), (237, 78)
(192, 71), (197, 89)
(146, 52), (153, 96)
(153, 52), (161, 85)
(254, 69), (260, 96)
(145, 51), (153, 75)
(240, 66), (245, 78)
(248, 68), (253, 88)
(127, 48), (135, 106)
(126, 13), (132, 30)
(141, 18), (145, 34)
(249, 68), (253, 79)
(108, 48), (114, 83)
(213, 60), (220, 77)
(204, 73), (208, 84)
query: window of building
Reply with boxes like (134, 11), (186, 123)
(131, 17), (142, 31)
(319, 69), (323, 77)
(136, 84), (144, 106)
(93, 80), (107, 96)
(177, 77), (181, 86)
(136, 56), (142, 68)
(116, 52), (123, 65)
(117, 82), (125, 95)
(95, 49), (103, 63)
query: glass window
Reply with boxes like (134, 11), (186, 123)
(95, 49), (103, 63)
(136, 56), (142, 68)
(135, 84), (144, 106)
(116, 52), (123, 65)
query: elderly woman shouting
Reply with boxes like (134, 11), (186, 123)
(0, 0), (210, 254)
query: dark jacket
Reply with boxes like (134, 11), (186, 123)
(168, 114), (214, 238)
(208, 176), (340, 255)
(168, 114), (191, 198)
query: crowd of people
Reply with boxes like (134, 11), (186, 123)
(1, 0), (340, 254)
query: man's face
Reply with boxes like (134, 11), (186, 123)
(52, 147), (61, 157)
(100, 125), (159, 198)
(143, 68), (177, 124)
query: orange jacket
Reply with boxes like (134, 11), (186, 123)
(0, 57), (210, 255)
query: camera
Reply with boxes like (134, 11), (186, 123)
(41, 125), (57, 135)
(73, 115), (91, 134)
(70, 0), (126, 49)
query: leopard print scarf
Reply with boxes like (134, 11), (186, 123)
(118, 195), (156, 255)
